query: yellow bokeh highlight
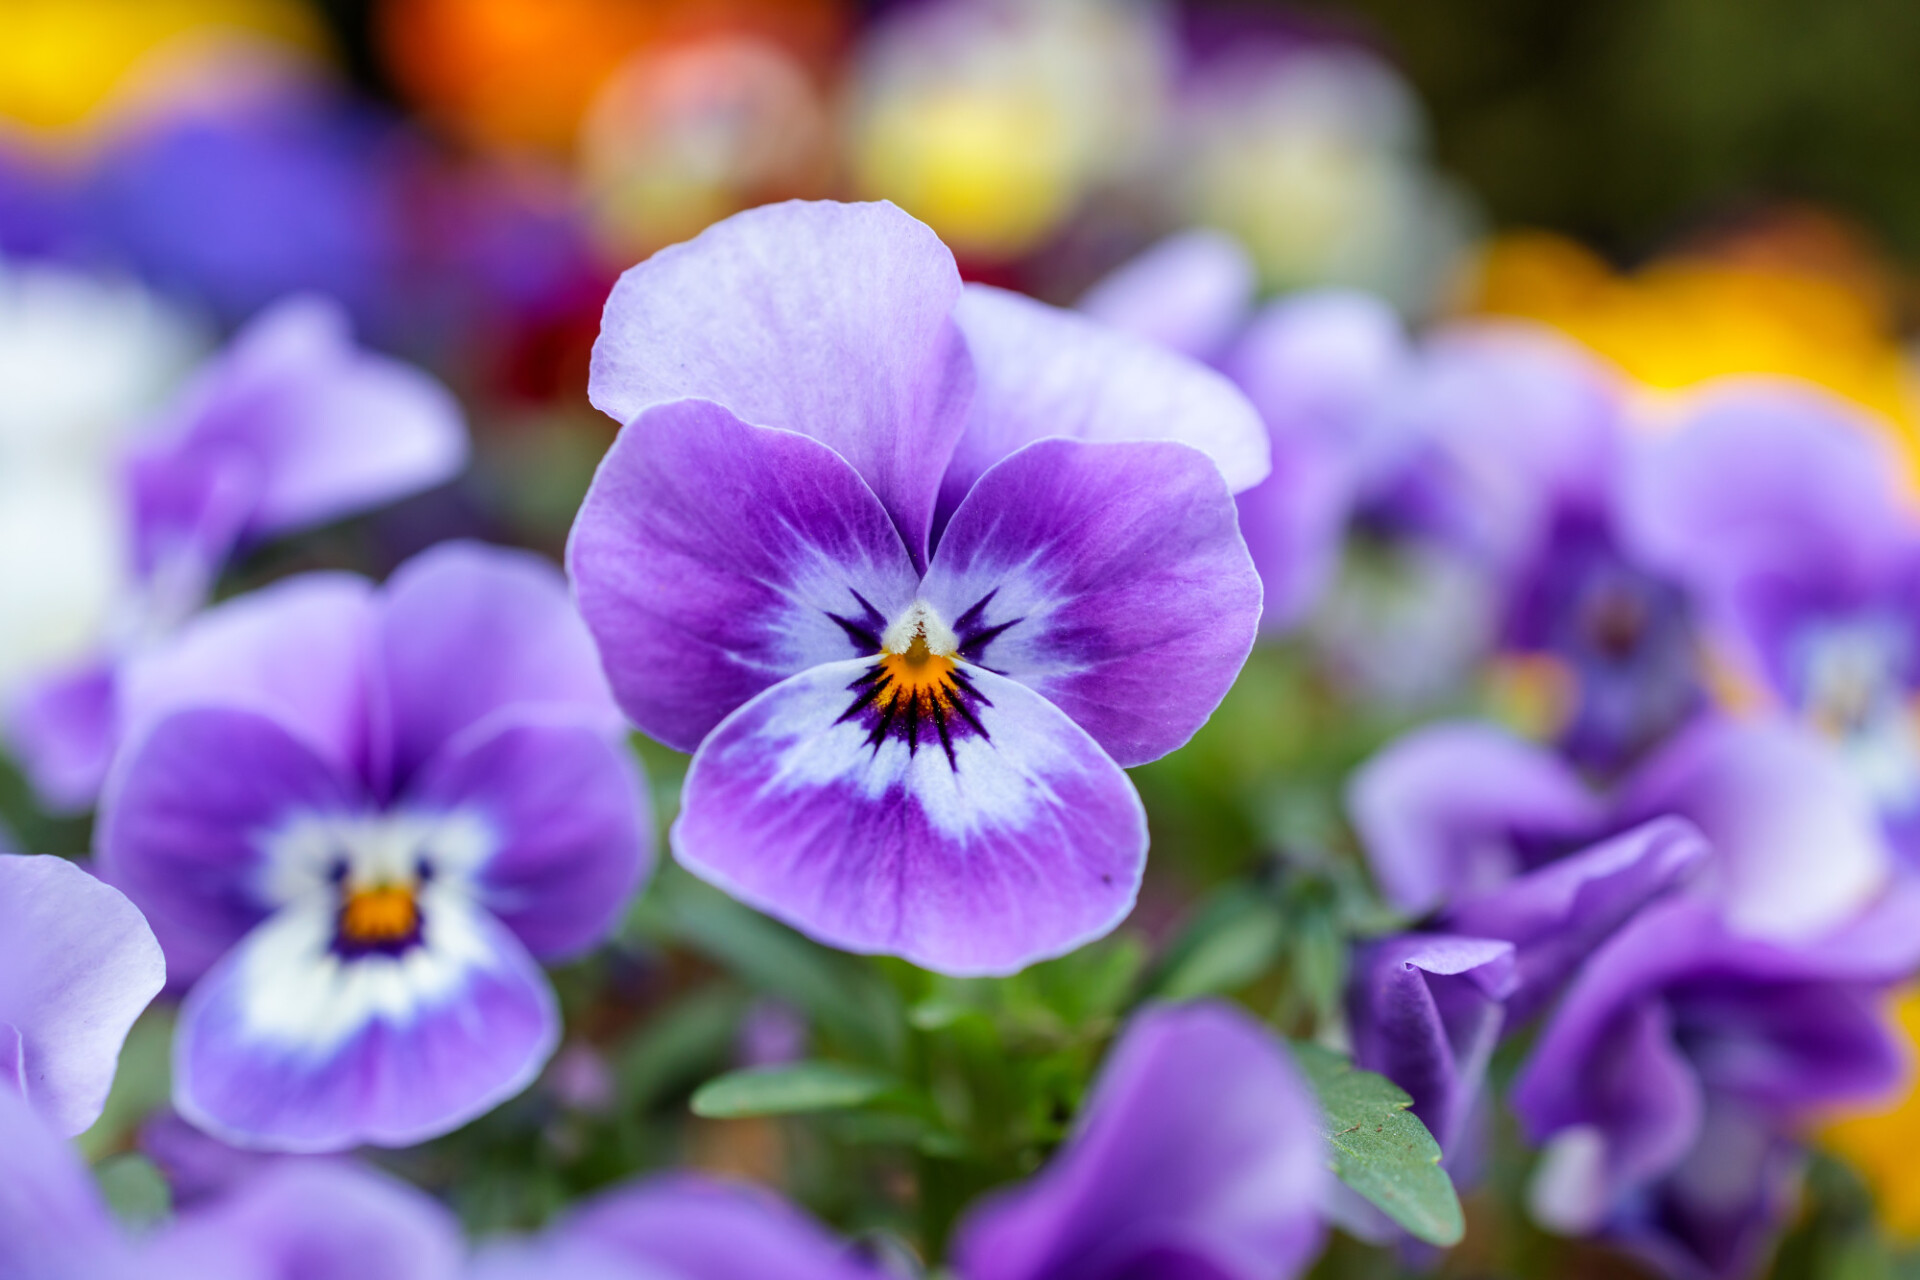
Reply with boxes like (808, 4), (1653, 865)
(1471, 229), (1920, 486)
(853, 89), (1078, 263)
(1822, 986), (1920, 1240)
(0, 0), (326, 137)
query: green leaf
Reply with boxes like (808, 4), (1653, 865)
(615, 984), (750, 1109)
(1291, 1041), (1465, 1247)
(95, 1153), (171, 1232)
(634, 869), (904, 1066)
(691, 1062), (899, 1119)
(1145, 886), (1288, 1001)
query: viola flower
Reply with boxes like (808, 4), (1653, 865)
(0, 1085), (463, 1280)
(571, 199), (1267, 975)
(0, 853), (166, 1135)
(469, 1175), (889, 1280)
(9, 293), (467, 809)
(97, 541), (650, 1151)
(951, 1000), (1326, 1280)
(1513, 885), (1920, 1278)
(1624, 383), (1920, 859)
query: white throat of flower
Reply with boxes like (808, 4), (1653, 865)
(881, 600), (959, 658)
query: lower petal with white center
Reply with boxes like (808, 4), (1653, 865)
(674, 659), (1146, 976)
(174, 886), (557, 1152)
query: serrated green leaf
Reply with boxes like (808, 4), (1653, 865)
(95, 1153), (171, 1232)
(1291, 1041), (1464, 1247)
(691, 1062), (899, 1119)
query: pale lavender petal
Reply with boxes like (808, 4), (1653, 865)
(1444, 817), (1709, 1023)
(1221, 289), (1410, 491)
(1618, 717), (1890, 942)
(146, 1160), (463, 1280)
(377, 541), (626, 792)
(0, 1089), (138, 1280)
(466, 1236), (643, 1280)
(1346, 722), (1607, 916)
(0, 856), (165, 1136)
(920, 438), (1261, 767)
(5, 658), (117, 812)
(1235, 432), (1353, 634)
(675, 660), (1145, 977)
(407, 714), (652, 961)
(953, 1001), (1326, 1280)
(567, 1175), (888, 1280)
(937, 284), (1270, 535)
(98, 708), (358, 984)
(117, 573), (377, 781)
(589, 199), (973, 566)
(1347, 934), (1515, 1160)
(1620, 380), (1912, 601)
(568, 397), (920, 752)
(1076, 229), (1256, 361)
(174, 890), (557, 1152)
(129, 295), (466, 567)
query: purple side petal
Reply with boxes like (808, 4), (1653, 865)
(1620, 380), (1911, 601)
(1511, 901), (1711, 1215)
(129, 296), (466, 561)
(1618, 717), (1890, 942)
(920, 438), (1262, 768)
(936, 285), (1271, 536)
(407, 713), (652, 961)
(98, 708), (360, 984)
(466, 1236), (642, 1280)
(1348, 934), (1516, 1160)
(0, 1089), (136, 1280)
(568, 398), (921, 752)
(566, 1175), (887, 1280)
(1444, 818), (1709, 1023)
(0, 856), (166, 1136)
(5, 658), (117, 812)
(675, 660), (1145, 977)
(377, 541), (626, 792)
(1235, 432), (1354, 634)
(117, 572), (377, 781)
(1076, 229), (1256, 361)
(953, 1001), (1326, 1280)
(1346, 722), (1607, 916)
(146, 1160), (464, 1280)
(589, 199), (974, 566)
(174, 892), (558, 1152)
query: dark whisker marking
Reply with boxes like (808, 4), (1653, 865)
(934, 709), (958, 770)
(826, 589), (891, 655)
(959, 616), (1024, 661)
(951, 588), (1000, 635)
(836, 679), (887, 724)
(903, 692), (922, 754)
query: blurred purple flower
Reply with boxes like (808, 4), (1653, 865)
(1625, 383), (1920, 861)
(7, 295), (467, 810)
(0, 853), (165, 1136)
(95, 541), (651, 1151)
(1514, 885), (1920, 1277)
(468, 1174), (889, 1280)
(0, 1087), (146, 1280)
(952, 1000), (1326, 1280)
(570, 199), (1268, 975)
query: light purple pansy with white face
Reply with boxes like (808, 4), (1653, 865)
(470, 1175), (890, 1280)
(1623, 383), (1920, 860)
(8, 294), (469, 810)
(0, 853), (165, 1136)
(570, 199), (1268, 975)
(951, 1000), (1327, 1280)
(96, 541), (652, 1152)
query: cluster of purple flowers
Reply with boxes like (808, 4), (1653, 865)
(7, 190), (1920, 1280)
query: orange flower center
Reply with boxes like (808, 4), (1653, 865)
(874, 632), (960, 709)
(338, 885), (420, 946)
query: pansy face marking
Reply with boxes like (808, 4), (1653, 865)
(835, 598), (1007, 767)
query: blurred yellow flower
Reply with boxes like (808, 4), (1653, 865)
(0, 0), (326, 141)
(1471, 226), (1920, 480)
(1821, 985), (1920, 1240)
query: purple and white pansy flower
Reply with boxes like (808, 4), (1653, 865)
(569, 199), (1268, 975)
(0, 853), (166, 1136)
(96, 541), (652, 1151)
(8, 294), (468, 810)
